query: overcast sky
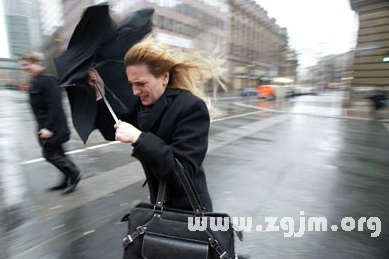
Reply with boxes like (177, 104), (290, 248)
(256, 0), (357, 67)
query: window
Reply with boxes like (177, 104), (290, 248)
(152, 15), (162, 28)
(164, 18), (172, 31)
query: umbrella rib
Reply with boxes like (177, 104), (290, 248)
(95, 82), (119, 123)
(105, 84), (129, 111)
(93, 60), (124, 68)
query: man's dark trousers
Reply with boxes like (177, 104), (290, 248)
(39, 133), (79, 181)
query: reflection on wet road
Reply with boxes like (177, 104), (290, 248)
(1, 89), (388, 259)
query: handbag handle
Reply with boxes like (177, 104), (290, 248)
(153, 160), (233, 259)
(155, 158), (205, 213)
(174, 158), (205, 212)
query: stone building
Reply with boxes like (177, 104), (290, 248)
(228, 0), (297, 89)
(279, 49), (298, 82)
(350, 0), (389, 90)
(314, 52), (354, 86)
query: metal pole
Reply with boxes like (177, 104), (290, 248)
(95, 82), (119, 123)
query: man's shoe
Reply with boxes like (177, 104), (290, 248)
(62, 174), (82, 195)
(48, 179), (68, 191)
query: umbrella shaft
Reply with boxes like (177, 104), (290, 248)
(95, 82), (119, 123)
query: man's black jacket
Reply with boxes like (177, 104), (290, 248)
(29, 71), (70, 146)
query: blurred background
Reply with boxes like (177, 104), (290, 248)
(0, 0), (389, 259)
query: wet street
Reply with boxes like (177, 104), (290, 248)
(0, 89), (388, 259)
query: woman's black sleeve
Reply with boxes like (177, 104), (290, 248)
(132, 98), (210, 179)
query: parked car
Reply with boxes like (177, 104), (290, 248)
(282, 85), (295, 98)
(292, 85), (317, 95)
(240, 87), (257, 97)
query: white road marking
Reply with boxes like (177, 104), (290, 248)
(83, 230), (96, 235)
(65, 149), (85, 155)
(49, 205), (63, 210)
(212, 111), (265, 122)
(21, 158), (45, 165)
(20, 141), (121, 164)
(19, 111), (265, 165)
(52, 224), (65, 230)
(85, 143), (117, 150)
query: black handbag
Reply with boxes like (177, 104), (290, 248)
(121, 160), (242, 259)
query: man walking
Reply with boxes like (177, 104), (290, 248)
(19, 52), (81, 195)
(370, 89), (387, 121)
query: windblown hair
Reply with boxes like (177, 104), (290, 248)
(19, 51), (44, 63)
(124, 36), (226, 113)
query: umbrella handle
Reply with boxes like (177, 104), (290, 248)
(95, 82), (119, 123)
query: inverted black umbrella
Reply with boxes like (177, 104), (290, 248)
(54, 4), (115, 87)
(54, 3), (154, 143)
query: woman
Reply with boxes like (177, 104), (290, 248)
(88, 37), (213, 211)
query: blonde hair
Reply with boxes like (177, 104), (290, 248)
(19, 51), (44, 63)
(124, 36), (226, 115)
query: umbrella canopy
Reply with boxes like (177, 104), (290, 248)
(54, 4), (154, 143)
(55, 4), (116, 87)
(94, 8), (155, 63)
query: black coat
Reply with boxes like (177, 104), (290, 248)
(370, 91), (386, 110)
(29, 71), (70, 147)
(95, 88), (213, 211)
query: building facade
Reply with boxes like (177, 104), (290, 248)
(227, 0), (297, 89)
(280, 49), (298, 81)
(313, 52), (354, 86)
(2, 0), (42, 58)
(350, 0), (389, 89)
